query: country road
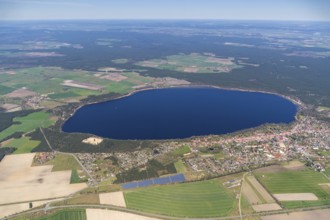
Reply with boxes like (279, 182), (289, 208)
(5, 202), (330, 220)
(39, 128), (96, 185)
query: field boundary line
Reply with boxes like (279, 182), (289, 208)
(0, 197), (66, 207)
(39, 128), (55, 152)
(245, 175), (266, 204)
(252, 172), (281, 206)
(238, 172), (248, 220)
(62, 152), (96, 185)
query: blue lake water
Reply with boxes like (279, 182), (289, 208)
(62, 87), (297, 140)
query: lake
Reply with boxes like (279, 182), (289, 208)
(62, 87), (297, 140)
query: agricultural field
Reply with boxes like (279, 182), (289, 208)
(136, 53), (242, 73)
(41, 154), (87, 183)
(262, 209), (330, 220)
(319, 150), (330, 157)
(281, 199), (330, 209)
(325, 165), (330, 177)
(0, 40), (81, 51)
(112, 58), (129, 64)
(0, 111), (54, 141)
(48, 91), (81, 100)
(59, 194), (100, 206)
(43, 153), (82, 171)
(241, 174), (281, 213)
(0, 51), (65, 58)
(86, 209), (158, 220)
(36, 209), (86, 220)
(255, 169), (330, 208)
(246, 176), (275, 203)
(70, 169), (83, 184)
(99, 191), (126, 207)
(4, 137), (40, 154)
(0, 84), (15, 95)
(95, 38), (121, 47)
(174, 160), (187, 173)
(0, 66), (154, 109)
(171, 145), (191, 156)
(0, 153), (87, 218)
(124, 179), (236, 218)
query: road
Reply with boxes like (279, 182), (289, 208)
(39, 128), (55, 152)
(5, 202), (330, 220)
(39, 128), (96, 185)
(238, 172), (248, 220)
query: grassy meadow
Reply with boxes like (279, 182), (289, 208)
(174, 160), (187, 173)
(172, 145), (191, 156)
(256, 169), (330, 209)
(0, 67), (150, 97)
(4, 137), (40, 154)
(45, 153), (82, 171)
(124, 179), (236, 218)
(136, 53), (242, 73)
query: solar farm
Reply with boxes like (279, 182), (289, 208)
(124, 179), (236, 218)
(122, 173), (185, 189)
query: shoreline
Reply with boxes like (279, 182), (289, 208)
(64, 83), (303, 115)
(61, 84), (302, 139)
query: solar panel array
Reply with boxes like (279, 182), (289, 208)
(122, 173), (185, 189)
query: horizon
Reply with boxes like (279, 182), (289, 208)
(1, 0), (330, 21)
(1, 18), (330, 23)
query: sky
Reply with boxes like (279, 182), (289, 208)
(0, 0), (330, 21)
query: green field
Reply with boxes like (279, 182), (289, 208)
(70, 169), (82, 184)
(174, 160), (187, 173)
(4, 137), (40, 154)
(0, 67), (150, 99)
(0, 66), (155, 111)
(124, 179), (236, 217)
(256, 170), (330, 198)
(48, 92), (80, 100)
(0, 84), (15, 95)
(35, 209), (86, 220)
(45, 153), (82, 171)
(319, 151), (330, 156)
(0, 111), (54, 141)
(256, 169), (330, 208)
(136, 53), (242, 73)
(281, 199), (330, 209)
(112, 58), (128, 64)
(325, 166), (330, 177)
(172, 145), (191, 156)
